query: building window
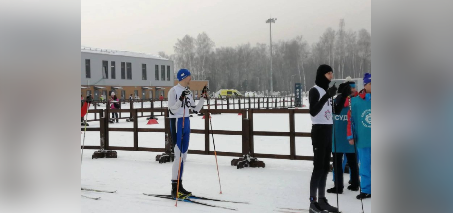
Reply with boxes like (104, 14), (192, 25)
(134, 90), (138, 99)
(111, 61), (116, 79)
(127, 62), (132, 80)
(85, 59), (91, 78)
(121, 90), (125, 100)
(161, 65), (165, 81)
(155, 65), (159, 80)
(102, 61), (108, 79)
(167, 65), (170, 81)
(142, 64), (147, 80)
(121, 62), (126, 79)
(86, 90), (92, 97)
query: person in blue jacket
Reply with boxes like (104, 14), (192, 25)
(347, 73), (371, 199)
(327, 78), (360, 194)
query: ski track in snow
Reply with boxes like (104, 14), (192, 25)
(82, 97), (371, 212)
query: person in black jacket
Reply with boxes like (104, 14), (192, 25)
(308, 64), (339, 213)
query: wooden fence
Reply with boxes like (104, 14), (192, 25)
(81, 104), (315, 161)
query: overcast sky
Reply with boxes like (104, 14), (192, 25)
(82, 0), (370, 55)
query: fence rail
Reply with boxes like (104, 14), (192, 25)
(81, 99), (315, 161)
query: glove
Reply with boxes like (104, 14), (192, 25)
(179, 90), (189, 101)
(201, 86), (209, 98)
(326, 84), (337, 98)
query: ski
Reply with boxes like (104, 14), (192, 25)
(81, 187), (117, 193)
(81, 195), (101, 200)
(143, 193), (237, 211)
(143, 193), (248, 204)
(277, 207), (341, 213)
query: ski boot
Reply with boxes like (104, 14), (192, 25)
(318, 197), (339, 212)
(327, 186), (343, 194)
(309, 202), (328, 213)
(356, 192), (371, 199)
(171, 181), (190, 200)
(347, 185), (359, 191)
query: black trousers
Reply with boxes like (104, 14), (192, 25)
(310, 124), (332, 198)
(332, 152), (359, 188)
(111, 112), (118, 121)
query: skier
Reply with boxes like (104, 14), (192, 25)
(168, 69), (207, 199)
(347, 73), (371, 199)
(327, 77), (360, 194)
(109, 92), (119, 123)
(308, 64), (339, 213)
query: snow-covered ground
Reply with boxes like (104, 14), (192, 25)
(81, 97), (371, 212)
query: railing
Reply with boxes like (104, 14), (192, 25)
(81, 106), (315, 161)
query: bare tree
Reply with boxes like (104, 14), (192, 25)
(174, 35), (195, 78)
(195, 32), (215, 80)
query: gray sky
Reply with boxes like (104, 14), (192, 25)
(82, 0), (371, 55)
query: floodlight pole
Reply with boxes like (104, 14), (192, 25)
(266, 17), (276, 94)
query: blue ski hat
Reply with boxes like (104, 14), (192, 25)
(177, 69), (191, 81)
(363, 73), (371, 85)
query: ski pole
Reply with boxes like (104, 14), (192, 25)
(349, 96), (365, 213)
(81, 101), (90, 163)
(175, 95), (186, 207)
(205, 86), (223, 194)
(332, 95), (339, 212)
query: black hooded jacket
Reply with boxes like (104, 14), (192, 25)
(309, 66), (332, 117)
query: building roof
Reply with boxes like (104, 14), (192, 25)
(81, 46), (170, 61)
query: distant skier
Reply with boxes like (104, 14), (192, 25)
(327, 77), (360, 194)
(110, 92), (119, 123)
(347, 73), (371, 199)
(159, 94), (164, 101)
(168, 69), (207, 199)
(308, 64), (339, 213)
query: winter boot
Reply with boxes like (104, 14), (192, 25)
(309, 202), (328, 213)
(347, 184), (359, 191)
(178, 180), (192, 197)
(318, 197), (339, 212)
(327, 186), (343, 194)
(171, 181), (189, 199)
(356, 192), (371, 199)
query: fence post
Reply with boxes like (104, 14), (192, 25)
(238, 98), (241, 109)
(141, 100), (143, 117)
(242, 117), (250, 155)
(99, 109), (106, 150)
(275, 98), (277, 109)
(267, 97), (269, 109)
(165, 116), (171, 153)
(227, 98), (230, 110)
(160, 99), (163, 116)
(289, 109), (295, 160)
(248, 109), (254, 156)
(133, 109), (138, 150)
(129, 100), (133, 120)
(248, 97), (251, 109)
(205, 106), (210, 155)
(215, 98), (218, 110)
(258, 98), (260, 109)
(94, 101), (97, 121)
(283, 98), (285, 108)
(119, 100), (122, 119)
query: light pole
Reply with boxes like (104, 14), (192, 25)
(266, 17), (276, 94)
(290, 74), (298, 93)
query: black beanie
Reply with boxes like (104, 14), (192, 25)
(315, 64), (333, 90)
(317, 64), (333, 76)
